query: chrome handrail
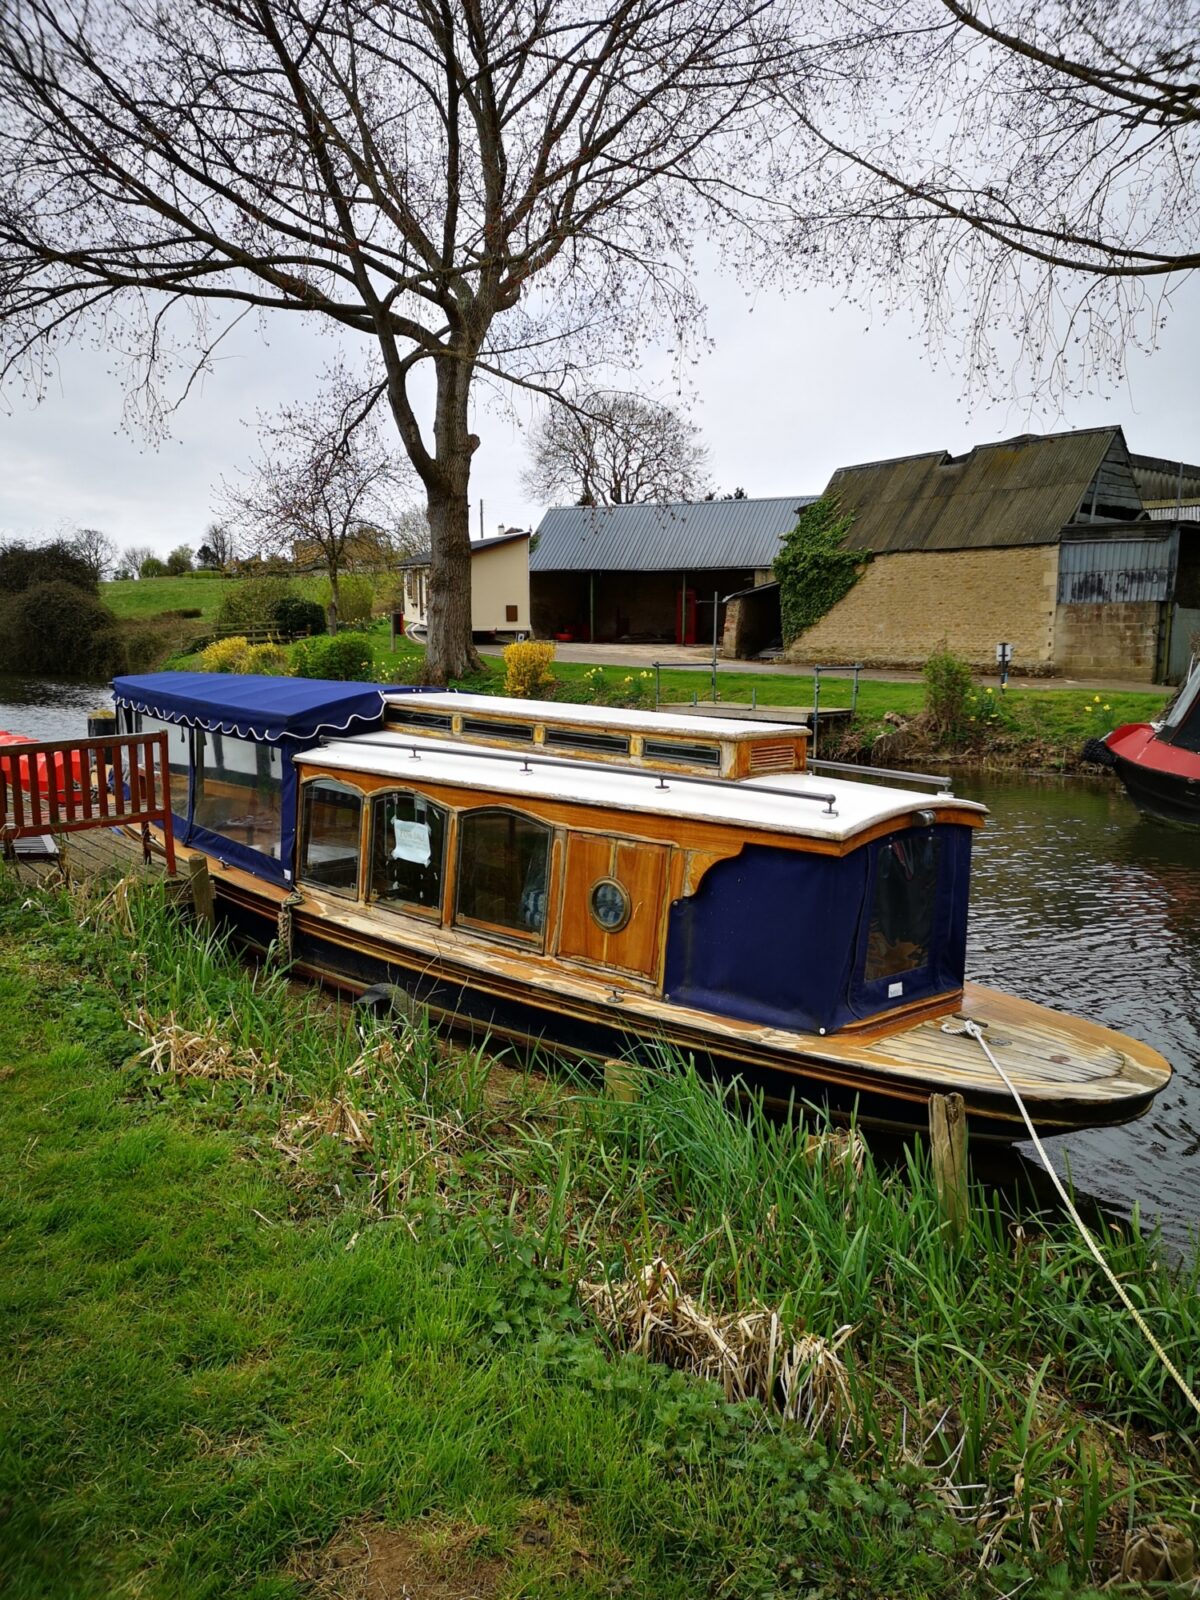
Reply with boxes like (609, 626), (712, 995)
(808, 757), (952, 792)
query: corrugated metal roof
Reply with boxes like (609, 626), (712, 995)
(825, 427), (1134, 554)
(530, 496), (815, 572)
(1130, 454), (1200, 506)
(1148, 503), (1200, 522)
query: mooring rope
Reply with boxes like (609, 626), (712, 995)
(942, 1017), (1200, 1423)
(276, 889), (303, 964)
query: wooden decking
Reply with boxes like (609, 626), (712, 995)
(0, 824), (158, 887)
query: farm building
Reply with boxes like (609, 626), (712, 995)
(529, 495), (814, 646)
(771, 427), (1198, 682)
(401, 528), (531, 640)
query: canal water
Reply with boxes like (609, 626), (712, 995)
(2, 678), (1197, 1253)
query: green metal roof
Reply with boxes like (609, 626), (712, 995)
(825, 427), (1141, 554)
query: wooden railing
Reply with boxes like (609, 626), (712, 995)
(0, 732), (177, 873)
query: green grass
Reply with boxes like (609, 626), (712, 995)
(102, 573), (330, 625)
(102, 571), (232, 621)
(369, 630), (1171, 763)
(158, 606), (1172, 766)
(1, 873), (1197, 1597)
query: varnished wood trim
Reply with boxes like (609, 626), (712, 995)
(835, 989), (964, 1037)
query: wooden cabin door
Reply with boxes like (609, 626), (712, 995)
(557, 834), (669, 980)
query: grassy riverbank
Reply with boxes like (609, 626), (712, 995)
(158, 614), (1172, 772)
(1, 870), (1197, 1598)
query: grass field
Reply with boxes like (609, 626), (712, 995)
(1, 871), (1198, 1597)
(102, 570), (232, 620)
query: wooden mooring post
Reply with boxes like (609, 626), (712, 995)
(604, 1059), (640, 1103)
(188, 854), (216, 927)
(929, 1091), (968, 1238)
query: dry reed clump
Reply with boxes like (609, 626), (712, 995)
(579, 1258), (855, 1438)
(276, 1095), (374, 1163)
(801, 1125), (867, 1180)
(131, 1007), (281, 1088)
(77, 872), (143, 936)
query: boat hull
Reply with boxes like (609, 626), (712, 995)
(1105, 722), (1200, 828)
(211, 866), (1167, 1144)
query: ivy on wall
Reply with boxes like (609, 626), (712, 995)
(773, 497), (867, 646)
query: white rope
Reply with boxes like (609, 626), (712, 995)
(943, 1018), (1200, 1423)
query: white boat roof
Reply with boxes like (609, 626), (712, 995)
(385, 691), (808, 741)
(304, 732), (985, 843)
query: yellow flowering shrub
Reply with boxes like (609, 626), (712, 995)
(502, 639), (556, 698)
(242, 642), (290, 676)
(200, 636), (252, 673)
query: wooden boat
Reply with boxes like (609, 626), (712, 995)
(1090, 660), (1200, 828)
(111, 673), (1172, 1140)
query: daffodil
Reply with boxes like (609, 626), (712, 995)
(1093, 694), (1101, 702)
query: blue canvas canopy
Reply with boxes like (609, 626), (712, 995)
(112, 673), (392, 884)
(112, 672), (387, 743)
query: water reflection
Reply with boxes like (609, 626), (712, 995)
(963, 772), (1200, 1255)
(0, 677), (111, 742)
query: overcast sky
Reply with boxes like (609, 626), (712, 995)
(2, 257), (1197, 560)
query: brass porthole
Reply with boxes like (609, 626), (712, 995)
(589, 877), (631, 932)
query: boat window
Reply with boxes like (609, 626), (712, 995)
(369, 790), (447, 914)
(194, 731), (284, 857)
(641, 738), (721, 769)
(300, 779), (363, 894)
(545, 728), (630, 756)
(388, 708), (455, 732)
(137, 715), (191, 817)
(864, 835), (940, 983)
(460, 716), (535, 742)
(456, 808), (551, 941)
(589, 877), (631, 932)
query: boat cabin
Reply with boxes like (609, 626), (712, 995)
(296, 726), (984, 1036)
(383, 692), (809, 779)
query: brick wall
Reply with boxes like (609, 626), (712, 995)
(1054, 602), (1160, 680)
(785, 545), (1059, 668)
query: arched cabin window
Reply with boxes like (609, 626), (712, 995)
(369, 790), (448, 916)
(300, 779), (363, 895)
(455, 808), (551, 944)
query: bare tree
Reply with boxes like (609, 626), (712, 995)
(217, 383), (409, 632)
(392, 507), (431, 561)
(523, 392), (711, 506)
(0, 1), (808, 683)
(67, 526), (118, 583)
(197, 521), (237, 571)
(122, 544), (155, 580)
(794, 0), (1200, 397)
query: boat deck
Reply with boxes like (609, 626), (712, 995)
(315, 731), (986, 843)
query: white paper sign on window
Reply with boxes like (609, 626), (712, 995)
(391, 819), (432, 865)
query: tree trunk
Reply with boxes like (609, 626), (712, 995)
(424, 483), (482, 684)
(421, 357), (484, 686)
(327, 564), (340, 635)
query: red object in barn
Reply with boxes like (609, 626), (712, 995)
(676, 587), (697, 645)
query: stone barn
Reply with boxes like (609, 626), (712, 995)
(786, 427), (1197, 682)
